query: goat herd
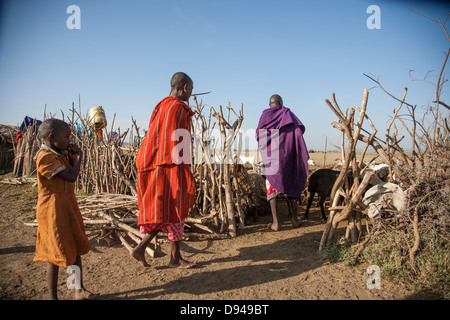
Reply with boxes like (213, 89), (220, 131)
(236, 157), (390, 224)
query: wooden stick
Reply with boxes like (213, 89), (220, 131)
(326, 171), (374, 243)
(183, 232), (229, 240)
(100, 211), (142, 238)
(116, 230), (134, 254)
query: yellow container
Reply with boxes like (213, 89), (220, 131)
(89, 106), (107, 130)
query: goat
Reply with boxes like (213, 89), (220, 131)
(304, 164), (390, 221)
(233, 164), (269, 222)
(304, 169), (341, 221)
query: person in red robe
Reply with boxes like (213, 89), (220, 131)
(131, 72), (196, 269)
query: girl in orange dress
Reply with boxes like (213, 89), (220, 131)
(34, 118), (97, 300)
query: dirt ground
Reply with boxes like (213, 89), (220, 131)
(0, 179), (424, 301)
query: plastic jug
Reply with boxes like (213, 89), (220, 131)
(89, 106), (107, 130)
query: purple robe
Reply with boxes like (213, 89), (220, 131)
(256, 105), (309, 199)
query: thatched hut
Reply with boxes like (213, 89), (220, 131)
(13, 119), (41, 177)
(0, 124), (18, 173)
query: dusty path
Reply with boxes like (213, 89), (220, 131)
(0, 181), (419, 301)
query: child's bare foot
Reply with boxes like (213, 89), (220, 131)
(131, 249), (150, 267)
(168, 259), (197, 269)
(75, 288), (99, 300)
(267, 223), (280, 231)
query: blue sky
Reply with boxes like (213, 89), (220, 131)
(1, 0), (449, 151)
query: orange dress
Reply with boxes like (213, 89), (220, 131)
(33, 145), (91, 267)
(135, 96), (195, 226)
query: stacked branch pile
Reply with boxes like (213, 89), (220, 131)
(319, 11), (449, 296)
(11, 105), (141, 195)
(189, 96), (249, 238)
(320, 89), (449, 269)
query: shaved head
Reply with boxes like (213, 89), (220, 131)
(170, 72), (193, 90)
(269, 94), (283, 107)
(38, 118), (70, 139)
(170, 72), (194, 101)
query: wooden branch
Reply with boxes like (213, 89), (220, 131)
(83, 218), (137, 225)
(183, 232), (229, 240)
(100, 211), (143, 239)
(409, 9), (450, 42)
(329, 172), (373, 244)
(363, 73), (415, 109)
(333, 171), (374, 226)
(111, 146), (137, 196)
(319, 189), (345, 251)
(433, 100), (450, 111)
(115, 230), (134, 254)
(186, 212), (218, 224)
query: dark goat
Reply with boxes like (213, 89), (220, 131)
(304, 169), (340, 220)
(304, 165), (389, 220)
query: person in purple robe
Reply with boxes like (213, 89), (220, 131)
(256, 94), (309, 231)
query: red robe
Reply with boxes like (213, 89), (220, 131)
(135, 96), (195, 225)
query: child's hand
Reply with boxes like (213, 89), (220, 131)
(57, 143), (83, 182)
(68, 143), (83, 162)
